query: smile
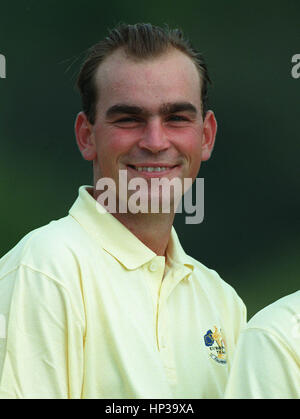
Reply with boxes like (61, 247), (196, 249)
(126, 164), (180, 177)
(127, 164), (178, 173)
(134, 166), (168, 172)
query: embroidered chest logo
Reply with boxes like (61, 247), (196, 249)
(203, 326), (227, 364)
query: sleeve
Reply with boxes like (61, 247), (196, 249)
(224, 327), (300, 399)
(0, 265), (84, 399)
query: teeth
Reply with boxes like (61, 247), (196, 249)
(135, 166), (168, 172)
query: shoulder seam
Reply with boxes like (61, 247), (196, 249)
(0, 263), (71, 294)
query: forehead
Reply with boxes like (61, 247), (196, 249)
(94, 48), (202, 112)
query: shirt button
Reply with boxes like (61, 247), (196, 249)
(149, 262), (158, 272)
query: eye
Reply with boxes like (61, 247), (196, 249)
(116, 117), (137, 122)
(115, 116), (142, 123)
(166, 114), (190, 123)
(113, 117), (143, 127)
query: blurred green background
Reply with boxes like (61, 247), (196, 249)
(0, 0), (299, 319)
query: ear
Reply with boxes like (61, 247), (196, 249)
(75, 111), (97, 161)
(201, 110), (217, 161)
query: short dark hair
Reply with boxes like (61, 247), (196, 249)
(77, 23), (211, 124)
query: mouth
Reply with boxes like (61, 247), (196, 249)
(126, 164), (180, 177)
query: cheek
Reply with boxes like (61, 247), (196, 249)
(189, 141), (203, 173)
(94, 127), (135, 159)
(173, 130), (203, 178)
(173, 129), (203, 159)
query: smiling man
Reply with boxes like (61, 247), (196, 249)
(75, 43), (214, 254)
(0, 23), (246, 399)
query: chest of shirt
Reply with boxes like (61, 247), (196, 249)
(77, 252), (231, 398)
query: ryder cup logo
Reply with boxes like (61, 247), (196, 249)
(0, 54), (6, 79)
(95, 170), (204, 224)
(203, 326), (227, 364)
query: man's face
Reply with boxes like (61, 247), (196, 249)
(78, 48), (216, 208)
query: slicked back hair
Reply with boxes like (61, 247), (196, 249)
(77, 23), (211, 124)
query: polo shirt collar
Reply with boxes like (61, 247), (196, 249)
(167, 227), (195, 274)
(69, 186), (195, 273)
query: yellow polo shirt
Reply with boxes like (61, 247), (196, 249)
(225, 291), (300, 399)
(0, 186), (246, 399)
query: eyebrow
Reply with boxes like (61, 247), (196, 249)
(106, 104), (145, 118)
(105, 102), (198, 118)
(160, 102), (197, 115)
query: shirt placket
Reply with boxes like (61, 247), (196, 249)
(157, 265), (193, 385)
(146, 258), (191, 385)
(145, 257), (165, 349)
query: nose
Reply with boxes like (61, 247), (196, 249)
(138, 118), (171, 154)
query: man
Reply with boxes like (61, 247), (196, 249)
(225, 291), (300, 399)
(0, 23), (246, 399)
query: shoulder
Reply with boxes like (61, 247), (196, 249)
(188, 255), (244, 301)
(186, 255), (247, 320)
(245, 291), (300, 357)
(248, 291), (300, 332)
(0, 215), (87, 329)
(0, 215), (86, 289)
(225, 292), (300, 399)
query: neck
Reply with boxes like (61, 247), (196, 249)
(91, 185), (175, 255)
(112, 211), (175, 256)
